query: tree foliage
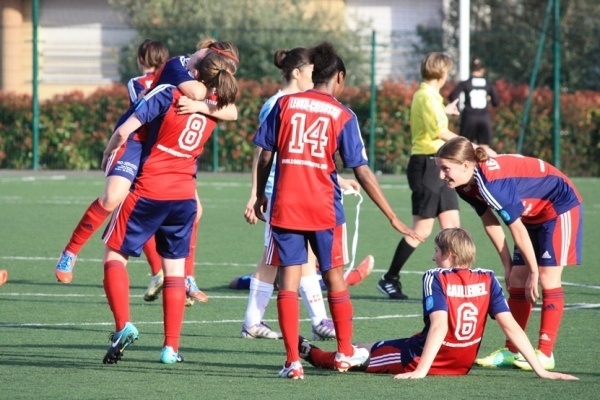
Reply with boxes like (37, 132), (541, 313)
(416, 0), (600, 91)
(109, 0), (370, 85)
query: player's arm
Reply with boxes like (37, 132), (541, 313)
(244, 147), (262, 224)
(393, 310), (448, 379)
(176, 96), (238, 120)
(101, 115), (143, 170)
(253, 148), (273, 222)
(480, 208), (513, 288)
(495, 312), (578, 380)
(422, 97), (459, 142)
(177, 80), (208, 101)
(352, 165), (422, 242)
(507, 218), (540, 304)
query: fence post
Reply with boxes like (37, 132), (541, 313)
(368, 30), (376, 171)
(553, 0), (561, 168)
(32, 0), (39, 170)
(211, 28), (219, 173)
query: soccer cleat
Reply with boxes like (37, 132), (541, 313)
(278, 360), (304, 379)
(475, 347), (520, 368)
(298, 336), (314, 362)
(0, 269), (7, 286)
(185, 275), (209, 303)
(334, 346), (370, 372)
(312, 319), (336, 340)
(159, 346), (184, 364)
(377, 275), (408, 300)
(185, 297), (195, 307)
(349, 255), (375, 286)
(55, 250), (77, 284)
(513, 350), (555, 371)
(241, 321), (282, 339)
(102, 322), (139, 364)
(143, 270), (164, 301)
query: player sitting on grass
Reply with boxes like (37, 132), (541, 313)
(299, 227), (578, 380)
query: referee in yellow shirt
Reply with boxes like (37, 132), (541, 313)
(377, 52), (462, 300)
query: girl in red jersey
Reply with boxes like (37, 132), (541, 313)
(100, 50), (238, 365)
(300, 228), (578, 381)
(436, 136), (583, 370)
(252, 42), (421, 379)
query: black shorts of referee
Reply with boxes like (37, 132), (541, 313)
(406, 154), (459, 218)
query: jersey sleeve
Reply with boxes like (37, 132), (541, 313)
(253, 101), (281, 152)
(156, 56), (194, 87)
(487, 272), (510, 318)
(337, 113), (368, 168)
(474, 168), (524, 225)
(132, 85), (175, 125)
(127, 78), (143, 104)
(422, 269), (449, 316)
(448, 81), (465, 102)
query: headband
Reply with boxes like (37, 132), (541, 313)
(208, 44), (240, 63)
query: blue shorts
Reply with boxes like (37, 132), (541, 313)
(105, 136), (143, 182)
(513, 205), (582, 267)
(266, 224), (348, 270)
(104, 192), (196, 259)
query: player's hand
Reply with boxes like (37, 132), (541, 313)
(393, 371), (426, 379)
(244, 195), (258, 224)
(390, 218), (424, 242)
(445, 98), (460, 116)
(101, 150), (115, 171)
(177, 96), (196, 115)
(339, 177), (361, 193)
(253, 196), (268, 223)
(525, 271), (540, 305)
(539, 371), (579, 380)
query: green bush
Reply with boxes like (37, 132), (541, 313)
(1, 80), (599, 176)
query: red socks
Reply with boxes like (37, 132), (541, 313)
(103, 260), (130, 331)
(277, 290), (300, 363)
(66, 198), (111, 254)
(328, 289), (354, 357)
(307, 346), (336, 369)
(143, 236), (162, 275)
(538, 287), (564, 357)
(505, 287), (533, 353)
(162, 276), (186, 351)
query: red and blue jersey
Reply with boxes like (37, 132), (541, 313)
(253, 89), (368, 231)
(152, 56), (194, 88)
(405, 267), (508, 375)
(126, 72), (156, 105)
(457, 154), (582, 225)
(130, 84), (218, 201)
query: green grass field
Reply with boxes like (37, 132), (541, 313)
(1, 171), (599, 399)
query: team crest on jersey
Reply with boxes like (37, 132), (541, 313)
(498, 209), (510, 222)
(425, 295), (434, 311)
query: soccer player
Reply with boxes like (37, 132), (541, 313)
(436, 136), (583, 370)
(300, 228), (578, 381)
(448, 57), (500, 151)
(239, 46), (373, 341)
(252, 42), (420, 379)
(53, 40), (238, 306)
(101, 50), (238, 365)
(377, 52), (463, 300)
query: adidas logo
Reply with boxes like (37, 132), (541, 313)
(541, 251), (551, 259)
(543, 303), (557, 311)
(539, 333), (551, 341)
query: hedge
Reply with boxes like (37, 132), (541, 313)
(1, 79), (599, 176)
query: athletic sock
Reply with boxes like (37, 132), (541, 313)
(505, 287), (533, 353)
(299, 274), (328, 326)
(307, 346), (336, 369)
(538, 287), (565, 357)
(162, 276), (186, 350)
(328, 289), (354, 357)
(66, 198), (111, 254)
(103, 260), (130, 331)
(244, 277), (274, 327)
(143, 235), (162, 275)
(277, 290), (300, 363)
(384, 238), (416, 280)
